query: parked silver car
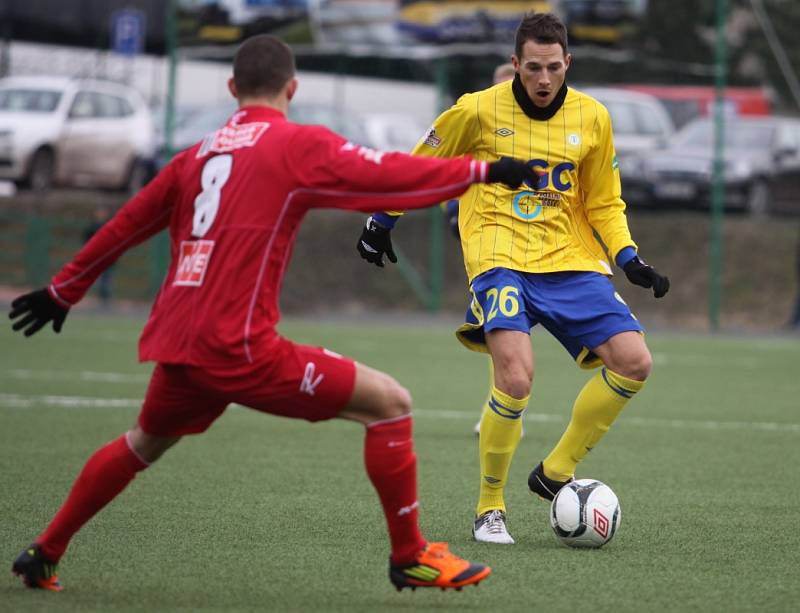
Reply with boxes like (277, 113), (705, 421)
(626, 116), (800, 215)
(581, 86), (676, 206)
(0, 76), (155, 191)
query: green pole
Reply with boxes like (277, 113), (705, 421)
(428, 207), (444, 311)
(164, 0), (178, 162)
(709, 0), (728, 331)
(148, 0), (179, 297)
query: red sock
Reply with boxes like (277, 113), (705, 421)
(37, 434), (148, 562)
(364, 414), (427, 565)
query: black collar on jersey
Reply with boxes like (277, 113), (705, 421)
(512, 74), (568, 121)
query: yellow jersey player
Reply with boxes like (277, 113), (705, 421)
(356, 12), (669, 545)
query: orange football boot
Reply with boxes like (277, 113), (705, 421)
(389, 542), (491, 591)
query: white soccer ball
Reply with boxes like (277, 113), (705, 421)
(549, 479), (621, 548)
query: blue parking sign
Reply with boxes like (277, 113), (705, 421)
(111, 9), (145, 56)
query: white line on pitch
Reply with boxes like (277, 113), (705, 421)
(4, 369), (148, 383)
(1, 392), (798, 434)
(0, 393), (140, 409)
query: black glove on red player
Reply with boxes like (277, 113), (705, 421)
(9, 288), (69, 337)
(486, 157), (539, 189)
(357, 216), (397, 267)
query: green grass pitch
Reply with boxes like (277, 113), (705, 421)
(2, 314), (799, 612)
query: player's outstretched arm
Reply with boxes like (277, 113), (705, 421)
(617, 248), (670, 298)
(9, 288), (69, 337)
(355, 158), (536, 267)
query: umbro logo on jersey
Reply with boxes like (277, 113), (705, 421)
(495, 128), (514, 137)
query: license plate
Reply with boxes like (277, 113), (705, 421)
(654, 182), (696, 200)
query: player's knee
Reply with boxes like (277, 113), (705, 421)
(378, 376), (412, 419)
(616, 350), (653, 381)
(496, 369), (532, 400)
(127, 426), (180, 464)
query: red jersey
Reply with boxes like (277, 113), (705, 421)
(48, 106), (488, 368)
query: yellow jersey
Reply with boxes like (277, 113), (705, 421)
(399, 80), (636, 283)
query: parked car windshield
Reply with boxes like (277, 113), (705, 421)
(674, 120), (775, 150)
(0, 88), (62, 112)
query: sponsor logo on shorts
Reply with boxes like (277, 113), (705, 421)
(300, 362), (324, 396)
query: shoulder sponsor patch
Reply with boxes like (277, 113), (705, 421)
(612, 155), (619, 170)
(423, 128), (442, 148)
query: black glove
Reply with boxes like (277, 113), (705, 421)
(623, 256), (670, 298)
(487, 157), (539, 189)
(357, 216), (397, 268)
(9, 288), (69, 337)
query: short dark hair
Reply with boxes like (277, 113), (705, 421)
(514, 12), (568, 58)
(233, 34), (295, 98)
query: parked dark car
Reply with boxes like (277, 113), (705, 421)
(625, 116), (800, 215)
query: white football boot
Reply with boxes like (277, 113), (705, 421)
(472, 509), (515, 544)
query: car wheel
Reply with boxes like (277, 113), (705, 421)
(27, 148), (55, 191)
(747, 180), (770, 217)
(124, 158), (151, 194)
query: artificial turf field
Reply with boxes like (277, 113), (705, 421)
(2, 314), (799, 612)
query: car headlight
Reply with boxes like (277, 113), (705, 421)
(726, 159), (752, 180)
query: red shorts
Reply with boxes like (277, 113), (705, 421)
(138, 338), (356, 437)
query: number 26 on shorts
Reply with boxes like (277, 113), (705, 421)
(485, 286), (520, 322)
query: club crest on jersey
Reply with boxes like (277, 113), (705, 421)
(422, 129), (442, 148)
(495, 127), (514, 137)
(174, 240), (214, 286)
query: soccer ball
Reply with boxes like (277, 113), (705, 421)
(549, 479), (621, 548)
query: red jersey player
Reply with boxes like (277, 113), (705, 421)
(8, 35), (536, 593)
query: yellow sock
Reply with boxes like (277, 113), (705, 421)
(480, 357), (495, 409)
(543, 368), (644, 482)
(477, 386), (528, 516)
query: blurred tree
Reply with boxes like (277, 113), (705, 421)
(737, 0), (800, 111)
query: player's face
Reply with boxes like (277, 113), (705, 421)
(512, 40), (571, 108)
